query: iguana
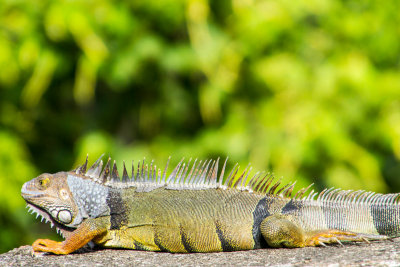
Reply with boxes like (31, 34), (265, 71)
(21, 155), (400, 255)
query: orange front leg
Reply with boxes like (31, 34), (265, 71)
(32, 218), (108, 255)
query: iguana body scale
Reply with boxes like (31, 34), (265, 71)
(21, 156), (400, 254)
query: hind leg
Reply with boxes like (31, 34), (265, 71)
(304, 230), (389, 246)
(260, 214), (389, 248)
(260, 214), (306, 248)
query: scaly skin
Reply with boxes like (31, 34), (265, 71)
(21, 156), (399, 254)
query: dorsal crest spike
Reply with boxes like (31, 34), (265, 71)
(320, 187), (337, 201)
(210, 157), (219, 181)
(100, 157), (111, 183)
(197, 160), (207, 183)
(218, 157), (228, 185)
(76, 154), (89, 174)
(225, 163), (238, 186)
(157, 168), (162, 182)
(282, 181), (296, 197)
(232, 165), (250, 188)
(198, 159), (212, 184)
(152, 164), (157, 182)
(144, 163), (149, 181)
(242, 165), (252, 187)
(231, 173), (242, 188)
(162, 157), (171, 182)
(122, 161), (129, 182)
(181, 158), (192, 183)
(294, 183), (314, 199)
(260, 174), (274, 193)
(167, 158), (184, 183)
(111, 161), (120, 182)
(317, 188), (328, 201)
(248, 171), (260, 188)
(176, 162), (186, 183)
(191, 159), (203, 184)
(86, 154), (104, 178)
(205, 160), (216, 184)
(307, 189), (318, 200)
(252, 172), (267, 192)
(141, 158), (145, 181)
(275, 182), (291, 196)
(226, 164), (239, 187)
(131, 160), (135, 181)
(150, 160), (154, 181)
(186, 158), (198, 184)
(268, 178), (282, 195)
(236, 164), (250, 188)
(136, 160), (141, 181)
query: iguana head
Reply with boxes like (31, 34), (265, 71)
(21, 171), (81, 236)
(21, 156), (112, 237)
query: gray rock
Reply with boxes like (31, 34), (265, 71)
(1, 239), (399, 267)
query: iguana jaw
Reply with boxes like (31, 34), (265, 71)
(25, 202), (74, 238)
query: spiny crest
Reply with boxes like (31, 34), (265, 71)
(305, 187), (400, 206)
(73, 155), (310, 197)
(73, 155), (400, 204)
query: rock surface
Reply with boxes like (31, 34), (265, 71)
(1, 240), (400, 267)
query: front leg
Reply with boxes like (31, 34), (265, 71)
(32, 217), (108, 255)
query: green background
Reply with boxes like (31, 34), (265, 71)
(1, 0), (400, 253)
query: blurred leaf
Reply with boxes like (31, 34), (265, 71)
(21, 50), (58, 108)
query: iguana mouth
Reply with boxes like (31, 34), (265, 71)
(25, 203), (74, 238)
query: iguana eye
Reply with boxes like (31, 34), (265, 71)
(38, 177), (50, 189)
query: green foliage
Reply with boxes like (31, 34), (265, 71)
(1, 0), (400, 253)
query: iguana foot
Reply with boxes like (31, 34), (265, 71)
(32, 239), (70, 254)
